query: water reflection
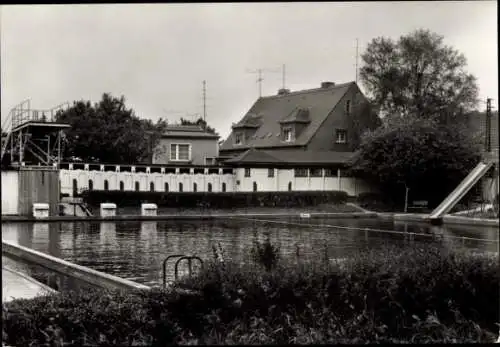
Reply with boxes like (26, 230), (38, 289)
(99, 222), (118, 249)
(140, 221), (158, 251)
(2, 218), (498, 286)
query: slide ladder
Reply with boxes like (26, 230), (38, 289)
(429, 160), (494, 220)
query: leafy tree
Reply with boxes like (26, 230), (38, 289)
(180, 117), (218, 135)
(360, 29), (479, 125)
(55, 93), (167, 164)
(349, 115), (482, 208)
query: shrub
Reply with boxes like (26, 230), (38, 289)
(250, 234), (281, 271)
(356, 192), (398, 212)
(80, 190), (349, 209)
(3, 245), (499, 345)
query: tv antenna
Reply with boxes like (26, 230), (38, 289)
(246, 66), (282, 97)
(202, 80), (207, 125)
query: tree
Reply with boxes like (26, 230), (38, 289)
(55, 93), (167, 164)
(360, 29), (479, 125)
(180, 117), (218, 135)
(349, 115), (482, 208)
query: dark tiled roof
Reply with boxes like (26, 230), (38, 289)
(162, 125), (219, 139)
(220, 82), (354, 151)
(224, 148), (354, 166)
(279, 107), (311, 124)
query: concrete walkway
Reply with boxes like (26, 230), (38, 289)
(2, 265), (57, 303)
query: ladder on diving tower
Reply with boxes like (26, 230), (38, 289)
(1, 100), (71, 168)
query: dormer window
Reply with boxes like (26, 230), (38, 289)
(336, 129), (347, 144)
(235, 133), (242, 145)
(283, 128), (293, 142)
(346, 100), (351, 115)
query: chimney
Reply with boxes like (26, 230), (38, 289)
(321, 81), (335, 88)
(277, 88), (291, 95)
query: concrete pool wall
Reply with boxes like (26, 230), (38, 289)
(2, 240), (150, 292)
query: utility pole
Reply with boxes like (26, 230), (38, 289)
(246, 67), (281, 98)
(486, 98), (492, 153)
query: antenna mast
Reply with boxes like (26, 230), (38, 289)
(282, 64), (286, 89)
(246, 67), (281, 98)
(202, 80), (207, 126)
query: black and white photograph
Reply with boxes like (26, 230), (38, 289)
(1, 2), (498, 345)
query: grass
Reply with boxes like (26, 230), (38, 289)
(3, 242), (499, 345)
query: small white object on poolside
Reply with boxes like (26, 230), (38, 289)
(141, 203), (158, 216)
(299, 213), (311, 218)
(100, 203), (117, 217)
(32, 203), (50, 219)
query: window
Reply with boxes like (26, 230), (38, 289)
(335, 129), (347, 144)
(119, 181), (124, 191)
(288, 182), (292, 191)
(88, 180), (93, 191)
(193, 182), (197, 192)
(104, 180), (109, 191)
(170, 144), (191, 161)
(244, 168), (251, 177)
(205, 157), (215, 165)
(283, 128), (292, 142)
(235, 133), (242, 145)
(208, 183), (213, 192)
(179, 182), (183, 192)
(310, 168), (323, 177)
(135, 181), (140, 191)
(346, 100), (351, 114)
(268, 168), (275, 177)
(150, 182), (155, 192)
(324, 168), (336, 177)
(253, 181), (258, 192)
(164, 182), (169, 192)
(222, 182), (226, 192)
(294, 168), (308, 177)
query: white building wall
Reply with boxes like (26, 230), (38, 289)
(1, 171), (19, 215)
(59, 167), (375, 197)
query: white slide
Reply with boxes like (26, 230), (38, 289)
(429, 161), (493, 220)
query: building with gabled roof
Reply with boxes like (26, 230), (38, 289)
(215, 81), (380, 194)
(153, 124), (220, 166)
(218, 81), (379, 166)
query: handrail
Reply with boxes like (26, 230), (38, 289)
(162, 254), (185, 288)
(162, 254), (204, 288)
(174, 256), (203, 281)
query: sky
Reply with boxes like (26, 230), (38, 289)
(1, 2), (497, 140)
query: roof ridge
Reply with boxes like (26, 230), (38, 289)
(261, 81), (354, 100)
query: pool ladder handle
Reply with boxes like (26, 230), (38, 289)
(162, 254), (204, 289)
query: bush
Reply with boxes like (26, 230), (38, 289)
(3, 245), (499, 345)
(250, 234), (281, 271)
(80, 190), (349, 209)
(356, 192), (398, 212)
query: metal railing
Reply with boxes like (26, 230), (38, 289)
(11, 102), (70, 129)
(162, 254), (204, 288)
